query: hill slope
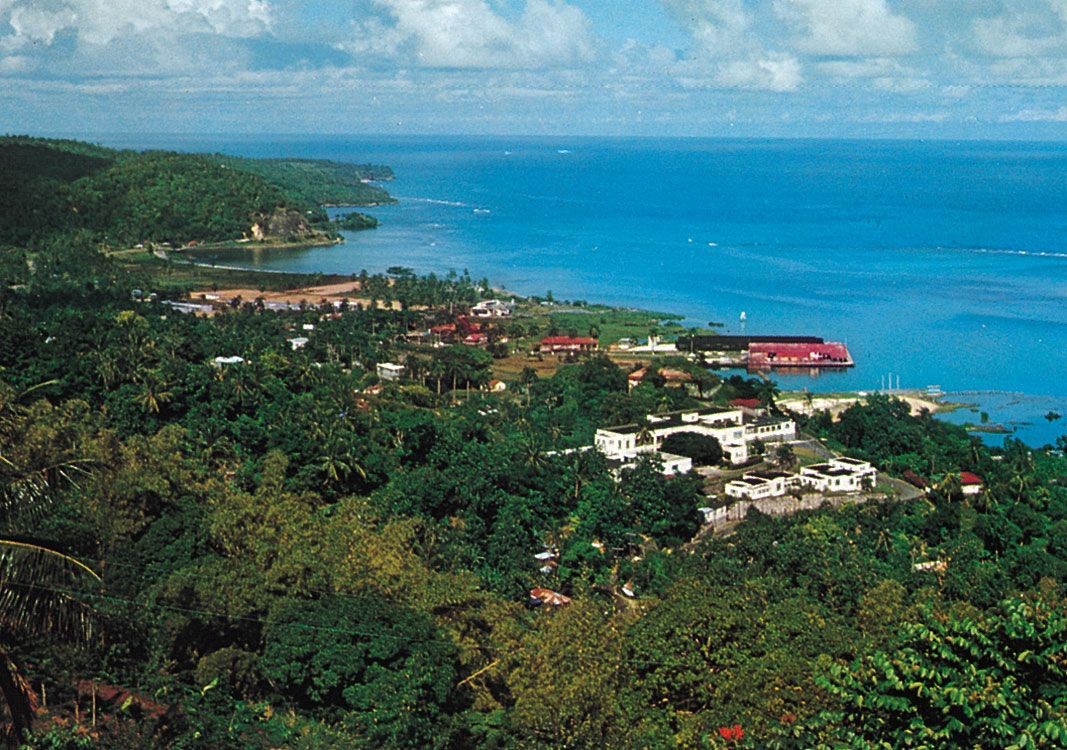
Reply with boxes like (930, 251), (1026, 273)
(0, 137), (392, 247)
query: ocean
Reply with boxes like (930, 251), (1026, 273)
(99, 135), (1067, 447)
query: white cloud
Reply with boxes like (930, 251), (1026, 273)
(1000, 104), (1067, 121)
(986, 56), (1067, 86)
(8, 5), (76, 45)
(660, 0), (752, 57)
(345, 0), (594, 69)
(658, 0), (802, 91)
(0, 0), (273, 50)
(0, 52), (30, 71)
(774, 0), (917, 56)
(871, 75), (929, 92)
(713, 54), (802, 91)
(970, 0), (1067, 57)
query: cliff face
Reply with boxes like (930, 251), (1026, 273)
(249, 207), (313, 241)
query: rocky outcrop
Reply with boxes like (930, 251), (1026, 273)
(249, 207), (313, 241)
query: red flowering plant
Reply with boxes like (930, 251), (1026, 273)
(717, 723), (745, 744)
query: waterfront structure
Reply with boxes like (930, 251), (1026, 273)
(676, 335), (824, 352)
(747, 341), (853, 369)
(673, 335), (854, 370)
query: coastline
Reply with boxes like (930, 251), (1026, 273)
(113, 244), (1067, 448)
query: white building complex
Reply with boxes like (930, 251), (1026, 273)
(594, 406), (796, 476)
(470, 299), (512, 318)
(725, 457), (877, 500)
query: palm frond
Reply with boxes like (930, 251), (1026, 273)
(0, 459), (92, 523)
(14, 381), (60, 402)
(0, 539), (101, 644)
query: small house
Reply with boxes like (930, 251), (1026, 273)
(960, 471), (984, 495)
(376, 362), (405, 382)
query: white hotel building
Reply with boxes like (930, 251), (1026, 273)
(594, 406), (796, 475)
(725, 457), (877, 500)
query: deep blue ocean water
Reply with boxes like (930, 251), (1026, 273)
(99, 135), (1067, 446)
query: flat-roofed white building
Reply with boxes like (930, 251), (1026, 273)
(725, 470), (796, 500)
(594, 406), (768, 467)
(800, 458), (877, 493)
(743, 414), (796, 443)
(725, 458), (876, 499)
(376, 362), (405, 382)
(607, 451), (693, 479)
(470, 299), (512, 317)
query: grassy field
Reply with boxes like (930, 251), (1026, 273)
(115, 254), (349, 294)
(521, 305), (684, 346)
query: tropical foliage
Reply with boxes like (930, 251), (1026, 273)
(0, 140), (1063, 747)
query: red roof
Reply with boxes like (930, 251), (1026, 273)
(729, 398), (761, 408)
(748, 341), (852, 367)
(541, 336), (597, 346)
(659, 368), (693, 382)
(530, 587), (572, 606)
(960, 471), (984, 486)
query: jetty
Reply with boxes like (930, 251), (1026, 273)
(675, 335), (854, 371)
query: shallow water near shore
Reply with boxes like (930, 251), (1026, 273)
(104, 134), (1067, 447)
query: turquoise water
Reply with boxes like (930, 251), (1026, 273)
(102, 135), (1067, 446)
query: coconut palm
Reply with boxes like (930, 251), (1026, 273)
(754, 378), (782, 413)
(0, 383), (101, 740)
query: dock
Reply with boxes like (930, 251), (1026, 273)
(675, 335), (854, 370)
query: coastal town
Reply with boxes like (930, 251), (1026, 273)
(171, 280), (961, 528)
(3, 133), (1061, 748)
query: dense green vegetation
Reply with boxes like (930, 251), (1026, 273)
(209, 155), (394, 207)
(0, 137), (391, 248)
(332, 212), (379, 230)
(0, 142), (1063, 748)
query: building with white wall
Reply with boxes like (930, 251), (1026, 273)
(594, 406), (797, 472)
(725, 458), (877, 500)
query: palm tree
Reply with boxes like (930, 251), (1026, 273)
(635, 419), (655, 448)
(754, 378), (782, 413)
(0, 384), (101, 740)
(136, 369), (173, 414)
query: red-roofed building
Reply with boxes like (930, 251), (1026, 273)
(729, 398), (762, 409)
(529, 587), (571, 607)
(747, 341), (853, 370)
(540, 336), (598, 354)
(960, 471), (984, 495)
(628, 367), (692, 390)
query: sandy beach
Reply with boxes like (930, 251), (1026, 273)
(187, 280), (415, 311)
(778, 390), (955, 418)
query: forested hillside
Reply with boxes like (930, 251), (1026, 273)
(209, 155), (394, 206)
(0, 137), (391, 247)
(0, 147), (1063, 748)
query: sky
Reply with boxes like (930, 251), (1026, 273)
(1, 0), (1066, 138)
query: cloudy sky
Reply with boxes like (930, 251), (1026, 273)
(1, 0), (1066, 137)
